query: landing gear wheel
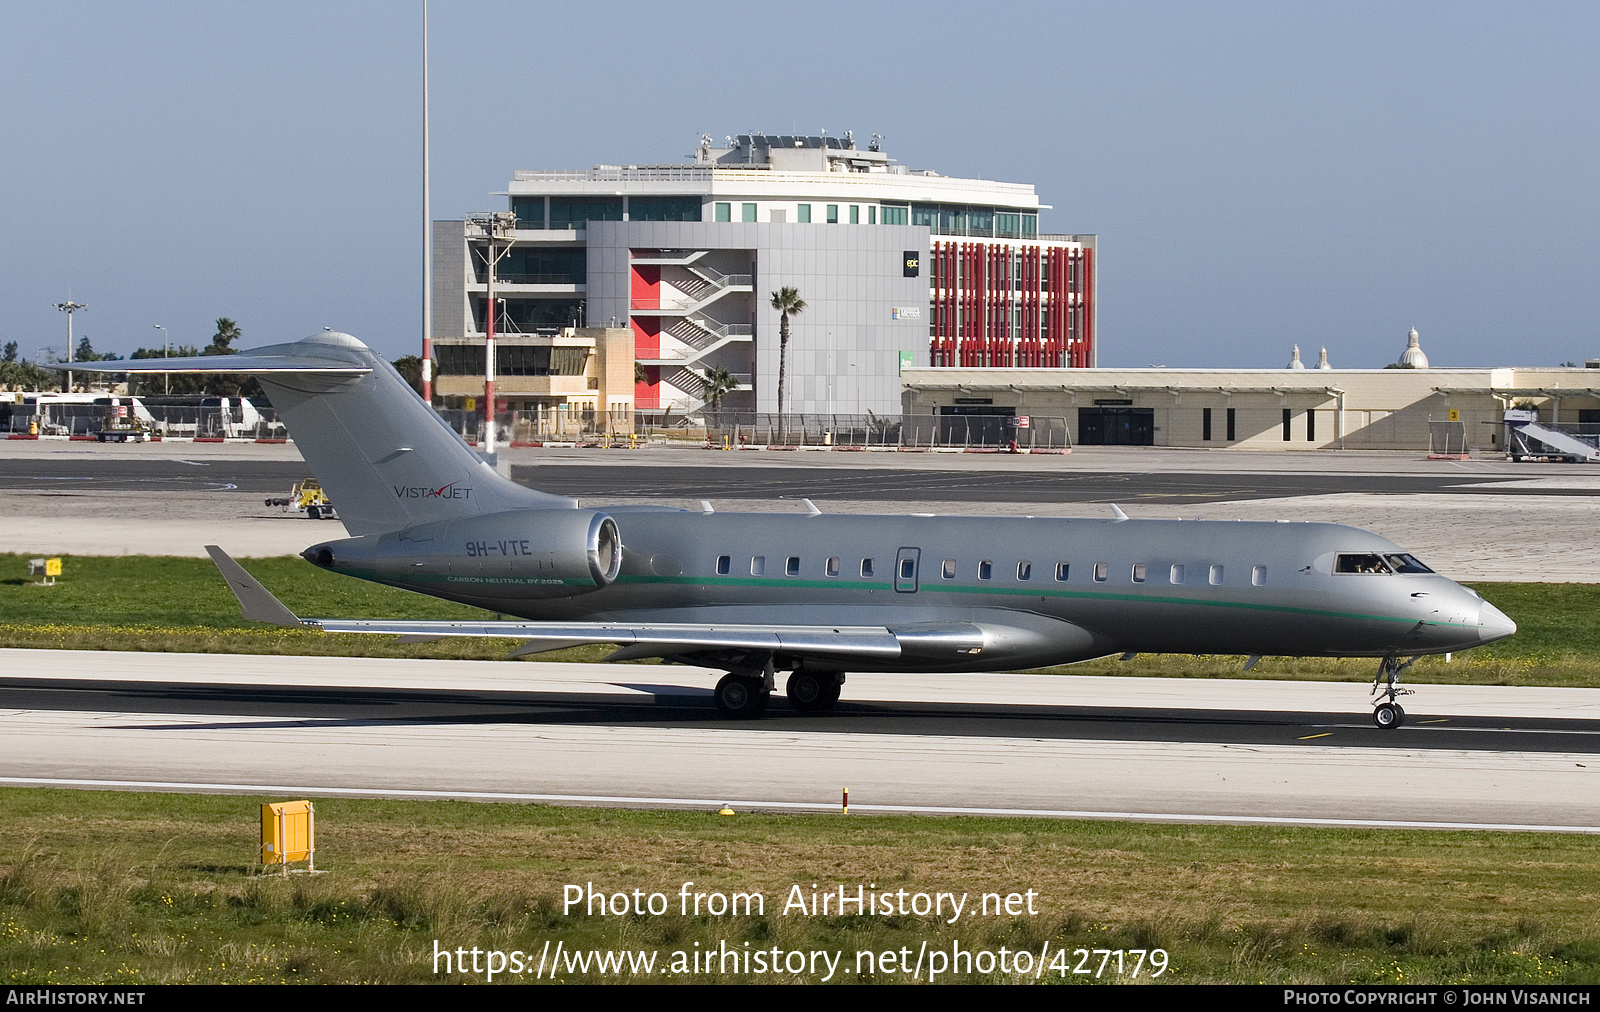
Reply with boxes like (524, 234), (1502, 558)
(715, 674), (769, 719)
(786, 672), (840, 714)
(820, 678), (841, 707)
(785, 672), (824, 712)
(1373, 702), (1404, 730)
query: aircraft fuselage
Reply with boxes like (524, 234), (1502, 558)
(306, 508), (1509, 672)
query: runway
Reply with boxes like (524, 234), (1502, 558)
(3, 650), (1598, 831)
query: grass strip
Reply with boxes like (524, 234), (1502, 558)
(0, 788), (1597, 984)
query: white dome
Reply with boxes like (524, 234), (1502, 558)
(1317, 346), (1332, 369)
(1287, 345), (1306, 369)
(1397, 327), (1429, 369)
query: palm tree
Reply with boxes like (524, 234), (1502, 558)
(769, 286), (805, 439)
(702, 364), (737, 417)
(204, 318), (241, 356)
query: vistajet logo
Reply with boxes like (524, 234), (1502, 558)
(394, 481), (473, 500)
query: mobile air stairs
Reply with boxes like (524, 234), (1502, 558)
(1503, 408), (1600, 463)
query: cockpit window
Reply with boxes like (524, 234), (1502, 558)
(1335, 553), (1391, 574)
(1384, 553), (1434, 574)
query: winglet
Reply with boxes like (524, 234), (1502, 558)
(1109, 504), (1129, 521)
(204, 546), (304, 627)
(801, 498), (822, 516)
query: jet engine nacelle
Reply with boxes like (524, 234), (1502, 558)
(304, 508), (622, 599)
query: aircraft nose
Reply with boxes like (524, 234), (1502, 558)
(1477, 601), (1516, 644)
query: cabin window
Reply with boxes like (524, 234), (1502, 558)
(1209, 564), (1224, 585)
(1132, 563), (1147, 584)
(786, 556), (800, 577)
(899, 557), (915, 580)
(861, 558), (874, 577)
(1385, 554), (1434, 574)
(826, 556), (841, 577)
(1170, 564), (1185, 584)
(1093, 562), (1108, 582)
(941, 559), (957, 579)
(1017, 561), (1032, 581)
(1055, 562), (1070, 581)
(1252, 565), (1267, 586)
(978, 560), (993, 580)
(716, 555), (730, 575)
(751, 555), (766, 576)
(1336, 554), (1390, 574)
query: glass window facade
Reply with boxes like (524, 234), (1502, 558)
(826, 204), (839, 223)
(907, 203), (1035, 237)
(881, 204), (908, 225)
(797, 204), (812, 223)
(471, 297), (583, 334)
(473, 248), (585, 285)
(548, 198), (623, 229)
(436, 343), (589, 376)
(714, 202), (731, 222)
(628, 197), (702, 221)
(742, 202), (757, 222)
(511, 196), (546, 230)
(849, 205), (859, 224)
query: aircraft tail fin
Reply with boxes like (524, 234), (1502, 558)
(78, 331), (574, 534)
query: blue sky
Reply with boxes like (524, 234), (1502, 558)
(3, 1), (1596, 368)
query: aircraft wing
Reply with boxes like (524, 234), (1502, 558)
(206, 546), (936, 662)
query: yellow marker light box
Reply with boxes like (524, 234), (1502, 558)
(261, 800), (316, 875)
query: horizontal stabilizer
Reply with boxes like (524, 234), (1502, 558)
(62, 348), (370, 376)
(205, 546), (303, 627)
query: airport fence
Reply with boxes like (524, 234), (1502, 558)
(700, 412), (1073, 449)
(2, 402), (289, 440)
(428, 408), (1072, 449)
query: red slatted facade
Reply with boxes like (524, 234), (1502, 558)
(930, 241), (1093, 369)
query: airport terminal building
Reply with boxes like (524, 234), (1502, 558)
(903, 334), (1600, 453)
(431, 134), (1097, 419)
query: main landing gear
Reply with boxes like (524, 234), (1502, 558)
(715, 671), (772, 719)
(713, 667), (844, 719)
(785, 671), (843, 714)
(1371, 655), (1418, 730)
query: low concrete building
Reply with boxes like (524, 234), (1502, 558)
(431, 326), (635, 433)
(903, 365), (1600, 452)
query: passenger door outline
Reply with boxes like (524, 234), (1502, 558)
(894, 547), (921, 593)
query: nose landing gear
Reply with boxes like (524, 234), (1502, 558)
(1371, 655), (1418, 729)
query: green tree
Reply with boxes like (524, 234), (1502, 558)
(198, 318), (260, 397)
(769, 286), (806, 437)
(203, 318), (241, 356)
(392, 355), (424, 395)
(3, 342), (16, 363)
(130, 345), (202, 395)
(76, 337), (97, 362)
(702, 364), (737, 413)
(0, 357), (54, 391)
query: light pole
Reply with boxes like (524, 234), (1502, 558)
(153, 325), (169, 394)
(421, 0), (433, 404)
(465, 210), (516, 459)
(54, 300), (87, 393)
